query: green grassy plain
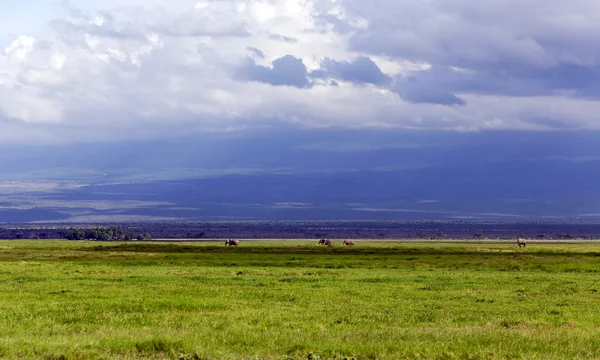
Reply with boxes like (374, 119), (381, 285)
(0, 240), (599, 359)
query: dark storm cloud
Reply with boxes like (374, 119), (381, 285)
(310, 56), (392, 85)
(308, 55), (468, 106)
(390, 66), (533, 105)
(390, 63), (600, 102)
(321, 0), (600, 100)
(394, 84), (467, 106)
(235, 55), (311, 88)
(521, 117), (586, 130)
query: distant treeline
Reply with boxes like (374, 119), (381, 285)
(0, 226), (151, 241)
(1, 221), (600, 240)
(64, 227), (152, 241)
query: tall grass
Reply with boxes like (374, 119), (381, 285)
(0, 240), (598, 359)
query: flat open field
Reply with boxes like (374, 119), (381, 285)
(0, 240), (599, 359)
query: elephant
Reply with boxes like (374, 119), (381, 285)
(318, 239), (333, 246)
(225, 239), (240, 246)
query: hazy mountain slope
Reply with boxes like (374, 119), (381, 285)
(2, 130), (600, 222)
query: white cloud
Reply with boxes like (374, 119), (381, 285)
(4, 36), (36, 62)
(1, 0), (600, 144)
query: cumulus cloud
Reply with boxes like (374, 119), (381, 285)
(2, 0), (600, 143)
(151, 2), (250, 37)
(330, 0), (600, 101)
(246, 46), (265, 59)
(268, 33), (299, 43)
(235, 55), (310, 88)
(310, 56), (392, 85)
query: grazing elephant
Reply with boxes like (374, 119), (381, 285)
(517, 238), (526, 247)
(343, 240), (355, 246)
(225, 239), (240, 246)
(318, 239), (333, 246)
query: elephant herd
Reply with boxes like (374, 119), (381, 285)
(225, 238), (528, 247)
(318, 239), (355, 246)
(223, 238), (356, 246)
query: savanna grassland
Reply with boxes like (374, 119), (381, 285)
(0, 240), (599, 360)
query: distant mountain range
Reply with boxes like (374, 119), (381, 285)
(1, 129), (600, 222)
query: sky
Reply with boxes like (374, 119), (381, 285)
(2, 1), (600, 221)
(2, 0), (600, 145)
